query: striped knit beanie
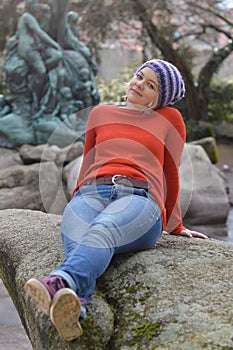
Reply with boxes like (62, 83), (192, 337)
(135, 59), (185, 109)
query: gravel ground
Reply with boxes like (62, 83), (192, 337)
(0, 279), (32, 350)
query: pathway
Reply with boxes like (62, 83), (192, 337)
(0, 279), (32, 350)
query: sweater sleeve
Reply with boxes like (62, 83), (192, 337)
(163, 109), (186, 234)
(72, 108), (97, 194)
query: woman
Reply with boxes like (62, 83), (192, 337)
(25, 59), (208, 341)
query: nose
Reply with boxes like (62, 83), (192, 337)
(135, 79), (144, 89)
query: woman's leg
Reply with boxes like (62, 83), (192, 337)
(61, 186), (108, 259)
(51, 185), (162, 303)
(25, 185), (162, 341)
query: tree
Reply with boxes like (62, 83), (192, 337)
(72, 0), (233, 120)
(1, 0), (233, 120)
(0, 0), (21, 50)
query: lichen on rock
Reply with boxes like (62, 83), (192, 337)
(1, 209), (233, 349)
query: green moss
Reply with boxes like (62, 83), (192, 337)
(95, 288), (106, 298)
(78, 317), (105, 349)
(109, 305), (117, 314)
(129, 321), (162, 346)
(127, 286), (137, 293)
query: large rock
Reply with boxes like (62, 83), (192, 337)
(0, 162), (66, 213)
(19, 142), (83, 166)
(215, 121), (233, 140)
(63, 155), (83, 196)
(180, 144), (230, 228)
(1, 209), (233, 349)
(0, 148), (22, 171)
(190, 136), (219, 164)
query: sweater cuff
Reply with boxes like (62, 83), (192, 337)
(170, 224), (186, 235)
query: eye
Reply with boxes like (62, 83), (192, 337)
(148, 82), (155, 90)
(136, 73), (143, 80)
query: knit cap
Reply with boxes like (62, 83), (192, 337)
(135, 59), (185, 109)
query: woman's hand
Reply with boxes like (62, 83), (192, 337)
(163, 229), (208, 239)
(179, 228), (208, 239)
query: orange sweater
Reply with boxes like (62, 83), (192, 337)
(73, 104), (186, 234)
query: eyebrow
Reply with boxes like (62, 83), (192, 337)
(140, 71), (158, 86)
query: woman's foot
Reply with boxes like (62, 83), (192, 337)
(50, 288), (83, 341)
(24, 276), (66, 316)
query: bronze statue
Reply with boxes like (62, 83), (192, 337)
(1, 0), (100, 149)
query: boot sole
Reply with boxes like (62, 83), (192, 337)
(24, 278), (51, 316)
(50, 288), (83, 341)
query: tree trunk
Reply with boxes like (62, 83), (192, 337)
(133, 0), (233, 121)
(197, 39), (233, 120)
(133, 0), (201, 119)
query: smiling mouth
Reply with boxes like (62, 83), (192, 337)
(130, 88), (142, 96)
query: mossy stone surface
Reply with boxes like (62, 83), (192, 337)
(1, 209), (233, 349)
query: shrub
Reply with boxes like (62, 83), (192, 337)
(96, 61), (141, 104)
(208, 79), (233, 124)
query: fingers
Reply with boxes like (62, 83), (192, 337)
(180, 230), (192, 238)
(192, 231), (208, 239)
(180, 229), (208, 239)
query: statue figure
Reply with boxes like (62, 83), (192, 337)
(52, 86), (83, 120)
(1, 0), (100, 149)
(73, 67), (100, 108)
(0, 95), (12, 117)
(16, 0), (62, 110)
(64, 11), (97, 74)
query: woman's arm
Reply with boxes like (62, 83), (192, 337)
(163, 109), (207, 239)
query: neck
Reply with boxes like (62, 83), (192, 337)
(126, 102), (154, 114)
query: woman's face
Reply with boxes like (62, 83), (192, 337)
(126, 67), (159, 109)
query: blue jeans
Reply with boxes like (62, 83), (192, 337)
(51, 184), (162, 306)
